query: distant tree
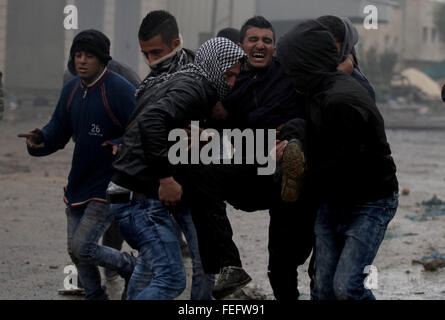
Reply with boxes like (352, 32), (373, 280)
(361, 47), (380, 83)
(360, 47), (399, 101)
(380, 51), (398, 84)
(434, 3), (445, 45)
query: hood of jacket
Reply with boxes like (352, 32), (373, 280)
(339, 17), (359, 64)
(276, 19), (339, 93)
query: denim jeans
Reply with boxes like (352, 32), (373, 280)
(112, 199), (192, 300)
(311, 193), (398, 300)
(65, 201), (135, 300)
(171, 207), (215, 300)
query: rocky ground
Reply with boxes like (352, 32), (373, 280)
(0, 105), (444, 300)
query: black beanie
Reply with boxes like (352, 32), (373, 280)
(68, 29), (112, 75)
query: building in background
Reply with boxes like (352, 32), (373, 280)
(256, 0), (395, 39)
(356, 0), (445, 71)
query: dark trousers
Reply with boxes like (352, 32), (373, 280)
(177, 164), (274, 274)
(267, 189), (318, 300)
(102, 220), (124, 252)
(177, 163), (317, 300)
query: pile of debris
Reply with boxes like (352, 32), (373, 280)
(412, 252), (445, 272)
(406, 195), (445, 221)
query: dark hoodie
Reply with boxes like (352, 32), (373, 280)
(277, 20), (398, 205)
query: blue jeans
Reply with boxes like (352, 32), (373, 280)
(311, 193), (398, 300)
(66, 201), (135, 300)
(112, 199), (211, 300)
(171, 207), (215, 300)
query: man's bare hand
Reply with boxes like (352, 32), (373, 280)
(184, 124), (214, 151)
(211, 101), (228, 120)
(270, 139), (288, 162)
(338, 54), (354, 75)
(17, 128), (45, 149)
(159, 177), (183, 206)
(101, 142), (119, 155)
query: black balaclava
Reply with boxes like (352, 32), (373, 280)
(277, 19), (339, 93)
(67, 29), (112, 75)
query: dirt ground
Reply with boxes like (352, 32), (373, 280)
(0, 106), (444, 300)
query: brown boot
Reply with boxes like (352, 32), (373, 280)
(281, 139), (306, 203)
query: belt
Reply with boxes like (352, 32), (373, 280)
(106, 191), (149, 204)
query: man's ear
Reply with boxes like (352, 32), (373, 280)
(237, 42), (245, 51)
(172, 37), (181, 49)
(273, 47), (277, 57)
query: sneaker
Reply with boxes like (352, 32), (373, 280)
(212, 266), (252, 300)
(281, 139), (306, 203)
(91, 285), (109, 300)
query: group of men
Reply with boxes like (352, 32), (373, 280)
(19, 10), (399, 301)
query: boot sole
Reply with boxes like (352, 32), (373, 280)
(212, 275), (252, 300)
(281, 141), (305, 203)
(57, 288), (85, 296)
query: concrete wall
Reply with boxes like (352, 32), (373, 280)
(0, 0), (8, 78)
(167, 0), (256, 50)
(113, 0), (141, 73)
(1, 0), (258, 93)
(5, 0), (65, 95)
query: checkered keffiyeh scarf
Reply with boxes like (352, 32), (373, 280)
(185, 37), (246, 99)
(136, 37), (246, 100)
(147, 48), (189, 78)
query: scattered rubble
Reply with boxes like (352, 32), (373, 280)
(401, 188), (410, 196)
(412, 252), (445, 271)
(384, 232), (418, 240)
(406, 195), (445, 221)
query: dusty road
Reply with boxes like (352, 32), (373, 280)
(0, 106), (444, 300)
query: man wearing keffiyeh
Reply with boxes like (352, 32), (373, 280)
(107, 36), (246, 300)
(122, 10), (217, 301)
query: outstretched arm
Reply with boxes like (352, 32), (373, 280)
(18, 89), (74, 157)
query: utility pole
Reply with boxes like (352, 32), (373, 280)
(211, 0), (218, 36)
(229, 0), (234, 27)
(211, 0), (235, 36)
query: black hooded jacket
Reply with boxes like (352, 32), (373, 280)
(277, 20), (398, 205)
(222, 58), (306, 130)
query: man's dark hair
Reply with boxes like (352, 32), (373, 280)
(316, 15), (345, 43)
(217, 27), (240, 44)
(240, 16), (275, 43)
(138, 10), (179, 43)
